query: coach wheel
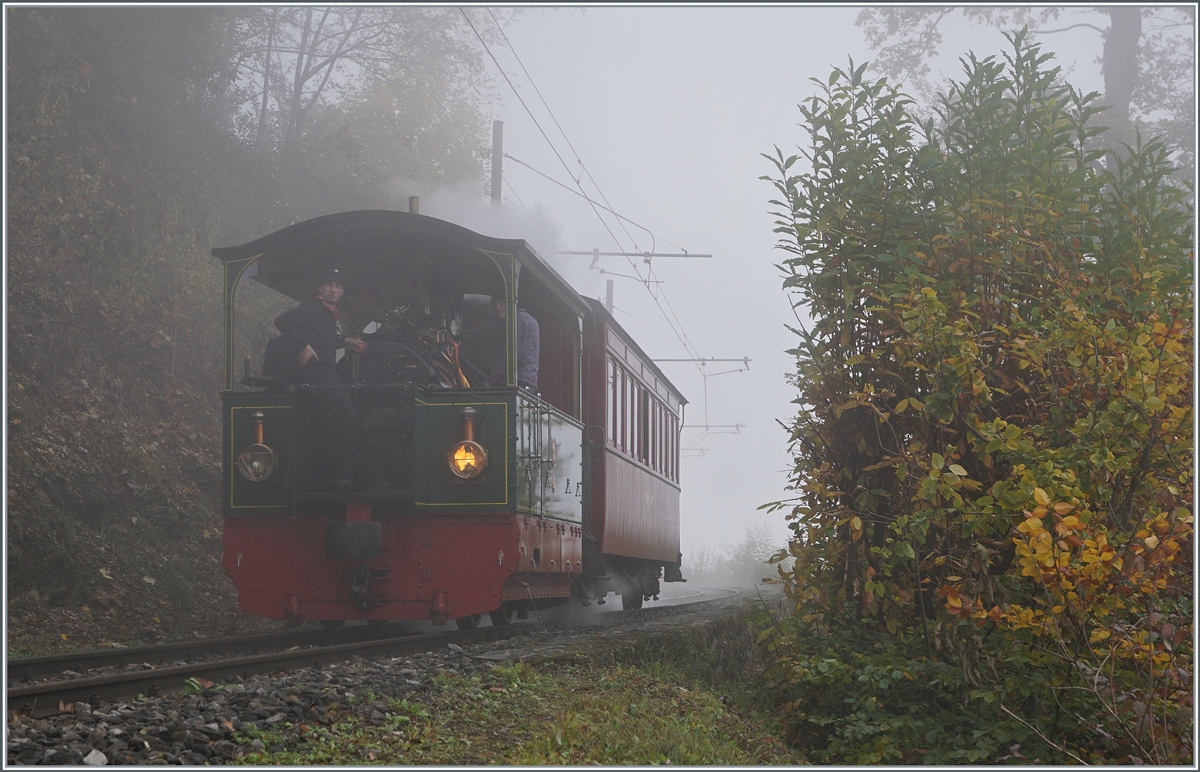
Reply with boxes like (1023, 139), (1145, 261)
(319, 620), (344, 630)
(620, 592), (644, 611)
(454, 614), (483, 630)
(489, 603), (515, 627)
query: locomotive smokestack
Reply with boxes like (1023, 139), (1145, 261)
(409, 196), (419, 214)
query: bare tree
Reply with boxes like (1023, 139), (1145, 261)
(856, 6), (1195, 174)
(211, 6), (507, 155)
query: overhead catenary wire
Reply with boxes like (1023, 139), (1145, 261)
(504, 177), (608, 301)
(460, 8), (630, 269)
(484, 6), (654, 256)
(465, 7), (742, 441)
(501, 175), (531, 215)
(462, 8), (704, 359)
(503, 153), (685, 252)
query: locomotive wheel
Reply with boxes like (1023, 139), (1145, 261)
(319, 620), (345, 630)
(620, 592), (644, 611)
(454, 614), (483, 630)
(489, 603), (515, 627)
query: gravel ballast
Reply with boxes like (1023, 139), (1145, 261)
(8, 592), (764, 765)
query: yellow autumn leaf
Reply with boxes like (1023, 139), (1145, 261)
(1053, 502), (1074, 515)
(1034, 487), (1051, 507)
(61, 634), (68, 641)
(1144, 534), (1160, 549)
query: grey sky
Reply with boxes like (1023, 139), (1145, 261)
(418, 5), (1131, 555)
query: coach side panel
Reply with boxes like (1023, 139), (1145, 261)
(583, 312), (682, 564)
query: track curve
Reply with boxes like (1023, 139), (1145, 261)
(8, 588), (739, 717)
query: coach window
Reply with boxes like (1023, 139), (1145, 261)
(667, 414), (674, 480)
(663, 405), (671, 476)
(628, 378), (637, 459)
(612, 363), (621, 451)
(675, 415), (680, 480)
(641, 387), (650, 465)
(628, 380), (637, 459)
(608, 358), (618, 448)
(673, 415), (679, 480)
(613, 364), (622, 451)
(653, 399), (661, 473)
(624, 379), (632, 457)
(657, 402), (665, 474)
(663, 411), (670, 478)
(619, 368), (627, 453)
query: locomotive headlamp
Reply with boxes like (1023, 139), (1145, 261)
(237, 411), (277, 483)
(447, 406), (488, 480)
(448, 440), (487, 479)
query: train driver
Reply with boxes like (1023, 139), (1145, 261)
(488, 286), (539, 391)
(274, 269), (382, 491)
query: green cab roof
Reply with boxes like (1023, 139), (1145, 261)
(211, 209), (590, 318)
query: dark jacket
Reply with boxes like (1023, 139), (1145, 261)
(489, 308), (540, 388)
(274, 297), (345, 366)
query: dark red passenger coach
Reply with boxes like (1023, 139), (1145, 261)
(214, 210), (686, 628)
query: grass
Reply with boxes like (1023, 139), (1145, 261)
(232, 660), (804, 765)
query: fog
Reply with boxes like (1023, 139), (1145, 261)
(439, 5), (1136, 557)
(425, 6), (855, 557)
(7, 5), (1154, 567)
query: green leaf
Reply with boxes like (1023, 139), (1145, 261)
(948, 464), (968, 476)
(931, 453), (945, 470)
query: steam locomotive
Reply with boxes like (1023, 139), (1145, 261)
(213, 209), (686, 628)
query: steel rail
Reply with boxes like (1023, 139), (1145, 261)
(8, 588), (741, 717)
(8, 623), (537, 717)
(8, 622), (414, 682)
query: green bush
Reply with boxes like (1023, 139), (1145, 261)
(759, 31), (1192, 765)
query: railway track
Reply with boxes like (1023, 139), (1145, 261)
(8, 588), (740, 717)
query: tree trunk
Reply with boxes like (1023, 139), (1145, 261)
(254, 9), (275, 151)
(1102, 7), (1142, 126)
(284, 7), (314, 153)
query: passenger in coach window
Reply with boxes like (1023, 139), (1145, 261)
(488, 287), (539, 391)
(274, 269), (382, 491)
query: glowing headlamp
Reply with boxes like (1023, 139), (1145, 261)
(447, 406), (488, 480)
